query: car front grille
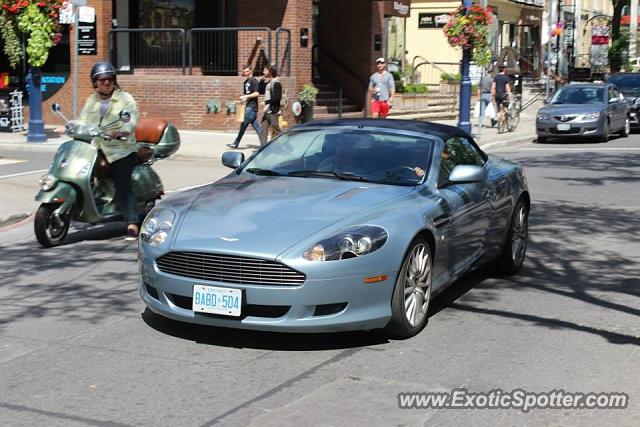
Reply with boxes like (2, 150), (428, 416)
(156, 251), (306, 286)
(554, 115), (577, 122)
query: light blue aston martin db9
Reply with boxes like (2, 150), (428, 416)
(138, 119), (529, 338)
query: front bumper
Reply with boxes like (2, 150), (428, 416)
(536, 117), (605, 138)
(139, 251), (399, 333)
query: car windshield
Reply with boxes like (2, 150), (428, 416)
(608, 75), (640, 95)
(243, 128), (435, 186)
(551, 87), (605, 104)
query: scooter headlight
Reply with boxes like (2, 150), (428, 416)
(39, 174), (58, 191)
(140, 208), (175, 247)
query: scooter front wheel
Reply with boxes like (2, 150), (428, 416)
(34, 204), (70, 248)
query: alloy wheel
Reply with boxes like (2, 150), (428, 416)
(511, 202), (528, 266)
(402, 243), (432, 327)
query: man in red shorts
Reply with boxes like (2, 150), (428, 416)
(369, 57), (395, 118)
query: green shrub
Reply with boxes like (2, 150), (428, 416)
(440, 72), (461, 83)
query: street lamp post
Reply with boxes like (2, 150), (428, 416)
(457, 0), (473, 134)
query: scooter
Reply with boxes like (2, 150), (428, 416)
(34, 104), (181, 247)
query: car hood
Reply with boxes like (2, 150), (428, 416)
(172, 175), (414, 258)
(539, 104), (605, 115)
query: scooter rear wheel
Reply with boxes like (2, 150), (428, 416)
(34, 204), (70, 248)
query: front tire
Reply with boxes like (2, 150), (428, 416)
(385, 238), (433, 339)
(621, 118), (630, 137)
(34, 204), (70, 248)
(599, 120), (610, 142)
(495, 197), (529, 276)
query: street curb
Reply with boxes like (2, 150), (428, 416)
(479, 133), (536, 151)
(0, 212), (33, 231)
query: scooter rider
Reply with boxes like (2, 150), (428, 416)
(80, 61), (140, 241)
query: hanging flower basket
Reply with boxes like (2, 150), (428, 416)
(0, 0), (64, 68)
(443, 3), (493, 66)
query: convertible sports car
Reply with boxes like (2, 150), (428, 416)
(138, 119), (529, 338)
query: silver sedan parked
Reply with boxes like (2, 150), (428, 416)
(536, 83), (630, 143)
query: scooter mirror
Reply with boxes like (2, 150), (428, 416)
(120, 110), (131, 123)
(51, 103), (61, 113)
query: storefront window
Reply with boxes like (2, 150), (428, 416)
(385, 16), (406, 73)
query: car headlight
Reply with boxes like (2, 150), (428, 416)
(140, 208), (176, 247)
(583, 112), (601, 120)
(303, 225), (388, 261)
(536, 113), (549, 120)
(38, 174), (58, 191)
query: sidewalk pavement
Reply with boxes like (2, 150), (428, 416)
(0, 111), (537, 227)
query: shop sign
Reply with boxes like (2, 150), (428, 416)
(418, 13), (450, 28)
(384, 0), (411, 17)
(78, 6), (97, 55)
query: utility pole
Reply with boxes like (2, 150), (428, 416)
(631, 0), (638, 67)
(457, 0), (473, 134)
(545, 0), (559, 99)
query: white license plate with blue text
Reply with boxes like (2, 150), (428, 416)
(556, 124), (571, 131)
(192, 285), (242, 317)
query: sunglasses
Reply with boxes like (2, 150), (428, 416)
(97, 78), (114, 84)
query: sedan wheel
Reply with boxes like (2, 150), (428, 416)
(621, 118), (630, 137)
(385, 238), (432, 339)
(495, 198), (529, 276)
(599, 120), (610, 142)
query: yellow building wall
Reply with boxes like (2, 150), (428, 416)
(406, 1), (531, 85)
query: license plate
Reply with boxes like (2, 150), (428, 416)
(556, 124), (571, 131)
(193, 285), (242, 317)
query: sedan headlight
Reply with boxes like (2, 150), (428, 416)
(303, 225), (388, 261)
(38, 174), (58, 191)
(583, 112), (601, 120)
(140, 208), (176, 247)
(536, 113), (549, 120)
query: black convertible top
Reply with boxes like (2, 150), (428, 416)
(294, 118), (471, 141)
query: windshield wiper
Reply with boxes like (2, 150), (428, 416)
(287, 170), (370, 182)
(245, 168), (282, 176)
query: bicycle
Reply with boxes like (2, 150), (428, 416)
(496, 95), (522, 133)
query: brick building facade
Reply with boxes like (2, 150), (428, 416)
(5, 0), (410, 131)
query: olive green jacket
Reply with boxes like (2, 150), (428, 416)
(79, 89), (139, 163)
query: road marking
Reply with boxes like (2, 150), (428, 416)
(0, 169), (48, 179)
(518, 147), (640, 151)
(0, 158), (27, 166)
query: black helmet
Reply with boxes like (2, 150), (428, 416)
(90, 62), (117, 87)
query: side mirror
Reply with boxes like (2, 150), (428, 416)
(447, 165), (484, 185)
(543, 98), (550, 105)
(51, 103), (61, 113)
(119, 110), (131, 122)
(222, 151), (245, 169)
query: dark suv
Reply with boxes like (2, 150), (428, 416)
(608, 72), (640, 129)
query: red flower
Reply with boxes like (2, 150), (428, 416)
(8, 5), (18, 13)
(38, 1), (47, 7)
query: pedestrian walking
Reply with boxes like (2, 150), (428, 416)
(259, 65), (282, 146)
(477, 66), (494, 129)
(369, 57), (395, 118)
(228, 65), (261, 148)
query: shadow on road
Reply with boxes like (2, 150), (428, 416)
(141, 308), (390, 350)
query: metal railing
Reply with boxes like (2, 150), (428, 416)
(275, 28), (292, 78)
(312, 44), (368, 117)
(189, 27), (271, 76)
(411, 56), (459, 87)
(109, 27), (291, 76)
(109, 28), (186, 74)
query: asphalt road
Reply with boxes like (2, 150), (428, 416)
(0, 135), (638, 426)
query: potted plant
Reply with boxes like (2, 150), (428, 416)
(299, 83), (319, 122)
(439, 72), (461, 93)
